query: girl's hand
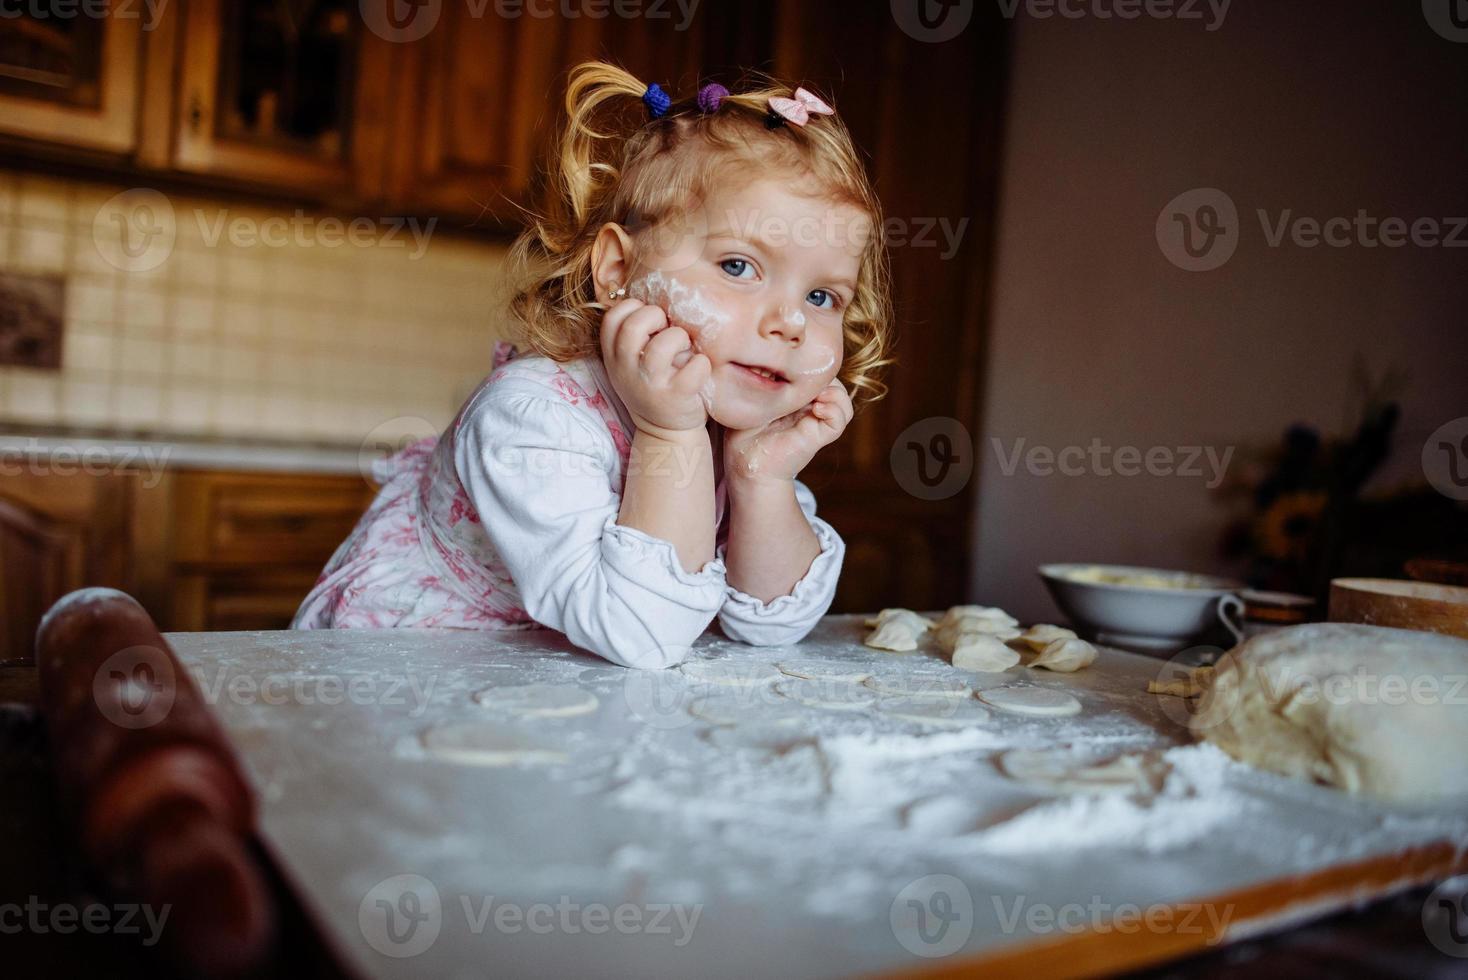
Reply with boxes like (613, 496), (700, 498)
(601, 297), (712, 437)
(724, 380), (854, 485)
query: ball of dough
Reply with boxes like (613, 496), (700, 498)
(1191, 623), (1468, 802)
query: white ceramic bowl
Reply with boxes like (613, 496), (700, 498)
(1038, 563), (1244, 649)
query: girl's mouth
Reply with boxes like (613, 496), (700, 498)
(732, 363), (789, 388)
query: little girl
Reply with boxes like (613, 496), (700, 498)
(293, 62), (893, 669)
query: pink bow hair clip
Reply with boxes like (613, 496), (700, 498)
(767, 87), (835, 127)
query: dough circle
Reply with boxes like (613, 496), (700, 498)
(775, 660), (873, 683)
(876, 696), (991, 728)
(687, 694), (806, 727)
(998, 747), (1162, 794)
(1192, 623), (1468, 802)
(680, 660), (783, 687)
(775, 678), (879, 710)
(420, 723), (568, 766)
(863, 674), (974, 699)
(977, 685), (1082, 717)
(473, 683), (600, 718)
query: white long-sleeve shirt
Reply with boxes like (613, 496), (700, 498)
(292, 351), (845, 669)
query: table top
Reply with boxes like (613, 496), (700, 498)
(164, 618), (1468, 980)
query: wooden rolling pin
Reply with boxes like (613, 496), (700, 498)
(34, 588), (276, 977)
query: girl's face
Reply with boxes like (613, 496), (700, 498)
(625, 177), (869, 431)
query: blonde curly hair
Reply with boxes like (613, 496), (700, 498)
(505, 61), (894, 406)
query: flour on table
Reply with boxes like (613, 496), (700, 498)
(420, 722), (569, 767)
(473, 683), (599, 718)
(978, 685), (1082, 717)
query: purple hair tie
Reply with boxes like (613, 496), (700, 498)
(643, 82), (671, 119)
(697, 83), (729, 113)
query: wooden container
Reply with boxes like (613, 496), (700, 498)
(1328, 577), (1468, 640)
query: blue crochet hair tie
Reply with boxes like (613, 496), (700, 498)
(643, 83), (671, 119)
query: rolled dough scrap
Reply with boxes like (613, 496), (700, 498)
(876, 696), (991, 728)
(1019, 624), (1078, 653)
(998, 748), (1165, 795)
(679, 660), (783, 687)
(473, 683), (599, 718)
(1148, 666), (1215, 698)
(1030, 636), (1098, 673)
(775, 677), (879, 710)
(978, 685), (1082, 717)
(420, 723), (568, 766)
(1191, 623), (1468, 802)
(688, 695), (806, 727)
(863, 674), (973, 699)
(863, 608), (935, 651)
(775, 660), (873, 683)
(950, 634), (1022, 673)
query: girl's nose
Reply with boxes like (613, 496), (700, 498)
(760, 303), (807, 346)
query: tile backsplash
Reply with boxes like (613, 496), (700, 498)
(0, 170), (514, 445)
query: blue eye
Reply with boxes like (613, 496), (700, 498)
(808, 289), (838, 310)
(720, 258), (756, 279)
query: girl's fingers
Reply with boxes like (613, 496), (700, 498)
(615, 304), (669, 366)
(641, 324), (692, 374)
(671, 352), (712, 395)
(599, 297), (645, 362)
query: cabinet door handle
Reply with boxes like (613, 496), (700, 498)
(189, 96), (204, 134)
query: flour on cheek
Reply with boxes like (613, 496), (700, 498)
(628, 270), (730, 414)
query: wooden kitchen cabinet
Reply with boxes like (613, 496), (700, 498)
(0, 466), (374, 662)
(0, 6), (144, 153)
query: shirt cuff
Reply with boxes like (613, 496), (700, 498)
(600, 517), (728, 609)
(719, 514), (844, 621)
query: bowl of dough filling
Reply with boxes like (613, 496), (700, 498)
(1039, 563), (1244, 651)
